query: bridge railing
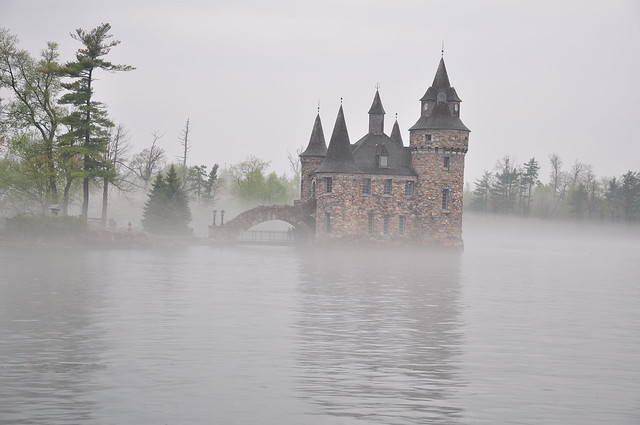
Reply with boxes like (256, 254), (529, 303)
(238, 229), (295, 244)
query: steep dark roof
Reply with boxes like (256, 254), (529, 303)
(420, 58), (462, 102)
(368, 90), (385, 115)
(300, 113), (327, 157)
(315, 105), (361, 174)
(352, 133), (415, 176)
(432, 57), (450, 88)
(409, 102), (470, 131)
(389, 119), (403, 146)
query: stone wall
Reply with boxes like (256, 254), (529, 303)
(409, 129), (469, 246)
(300, 156), (324, 204)
(314, 172), (419, 242)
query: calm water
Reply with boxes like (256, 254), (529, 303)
(1, 216), (639, 424)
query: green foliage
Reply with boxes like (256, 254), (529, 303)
(226, 156), (296, 206)
(490, 157), (519, 214)
(621, 171), (640, 222)
(469, 153), (640, 223)
(142, 165), (192, 236)
(58, 23), (134, 218)
(1, 28), (64, 206)
(0, 133), (53, 214)
(470, 171), (492, 213)
(5, 214), (87, 237)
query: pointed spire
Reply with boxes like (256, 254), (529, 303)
(390, 116), (403, 146)
(368, 89), (386, 134)
(316, 105), (360, 173)
(300, 113), (327, 157)
(368, 89), (385, 115)
(432, 57), (451, 89)
(412, 57), (469, 132)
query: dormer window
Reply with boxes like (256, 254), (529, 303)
(376, 144), (390, 168)
(437, 91), (447, 103)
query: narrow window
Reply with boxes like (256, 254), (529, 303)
(325, 212), (331, 233)
(442, 189), (450, 209)
(368, 211), (374, 234)
(405, 181), (414, 196)
(399, 215), (405, 235)
(425, 134), (432, 142)
(325, 177), (333, 193)
(383, 215), (389, 235)
(383, 179), (392, 195)
(443, 156), (450, 170)
(362, 178), (371, 195)
(378, 155), (388, 167)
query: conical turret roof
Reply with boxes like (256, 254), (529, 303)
(431, 57), (450, 89)
(315, 105), (361, 174)
(390, 118), (403, 146)
(300, 113), (327, 157)
(368, 89), (385, 115)
(420, 57), (462, 102)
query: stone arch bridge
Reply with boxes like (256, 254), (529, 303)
(208, 200), (315, 243)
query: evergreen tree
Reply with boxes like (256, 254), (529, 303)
(491, 157), (520, 214)
(58, 23), (134, 219)
(202, 163), (219, 204)
(621, 171), (640, 222)
(471, 171), (492, 212)
(521, 157), (540, 215)
(186, 164), (207, 202)
(142, 165), (192, 235)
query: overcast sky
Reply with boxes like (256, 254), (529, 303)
(2, 0), (639, 185)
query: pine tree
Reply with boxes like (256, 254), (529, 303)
(522, 157), (540, 215)
(471, 171), (492, 212)
(142, 165), (192, 235)
(58, 23), (134, 219)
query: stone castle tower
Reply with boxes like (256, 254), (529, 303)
(299, 57), (469, 246)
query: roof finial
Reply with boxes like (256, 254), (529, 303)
(317, 99), (320, 114)
(340, 97), (343, 105)
(441, 40), (445, 58)
(375, 82), (380, 90)
(395, 112), (398, 120)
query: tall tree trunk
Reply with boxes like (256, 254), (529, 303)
(81, 69), (93, 220)
(45, 141), (59, 204)
(62, 178), (73, 216)
(82, 176), (89, 219)
(101, 176), (109, 227)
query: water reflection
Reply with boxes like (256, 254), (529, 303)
(0, 249), (107, 425)
(295, 247), (465, 424)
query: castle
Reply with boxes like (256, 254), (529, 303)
(298, 57), (470, 246)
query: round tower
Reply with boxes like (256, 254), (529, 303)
(408, 57), (470, 246)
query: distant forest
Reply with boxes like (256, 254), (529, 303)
(465, 154), (640, 223)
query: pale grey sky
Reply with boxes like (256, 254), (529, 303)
(2, 0), (639, 185)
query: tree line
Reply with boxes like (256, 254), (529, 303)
(467, 154), (640, 223)
(1, 25), (300, 235)
(0, 23), (133, 221)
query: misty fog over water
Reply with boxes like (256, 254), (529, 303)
(1, 216), (639, 424)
